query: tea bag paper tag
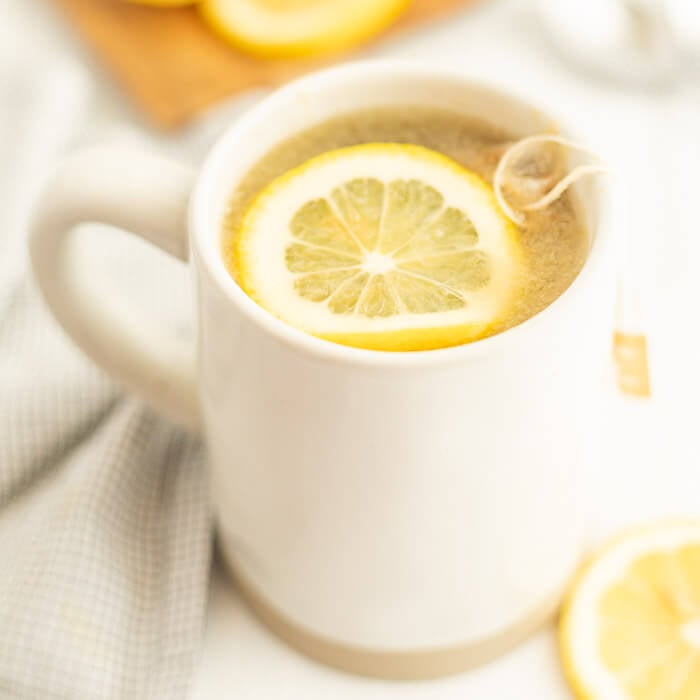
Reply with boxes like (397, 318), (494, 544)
(614, 252), (651, 398)
(613, 332), (651, 397)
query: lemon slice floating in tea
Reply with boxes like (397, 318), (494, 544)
(200, 0), (409, 59)
(560, 521), (700, 700)
(235, 144), (524, 352)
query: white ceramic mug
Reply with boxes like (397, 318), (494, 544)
(30, 61), (611, 679)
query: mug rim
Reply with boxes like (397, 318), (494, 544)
(190, 59), (612, 368)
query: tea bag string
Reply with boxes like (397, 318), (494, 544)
(495, 135), (651, 397)
(494, 134), (608, 225)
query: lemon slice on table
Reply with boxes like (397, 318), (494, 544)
(235, 144), (524, 352)
(200, 0), (409, 59)
(560, 521), (700, 700)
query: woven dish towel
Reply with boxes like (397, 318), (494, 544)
(0, 57), (211, 699)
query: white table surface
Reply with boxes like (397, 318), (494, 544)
(2, 0), (699, 698)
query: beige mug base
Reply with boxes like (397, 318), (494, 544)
(227, 562), (562, 681)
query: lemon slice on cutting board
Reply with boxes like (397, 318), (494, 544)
(560, 521), (700, 700)
(126, 0), (197, 7)
(235, 143), (524, 351)
(200, 0), (409, 59)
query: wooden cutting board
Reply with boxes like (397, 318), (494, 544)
(50, 0), (478, 129)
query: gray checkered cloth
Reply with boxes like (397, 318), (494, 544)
(0, 62), (211, 699)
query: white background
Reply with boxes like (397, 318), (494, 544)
(1, 0), (699, 697)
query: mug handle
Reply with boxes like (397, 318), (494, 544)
(30, 143), (200, 431)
